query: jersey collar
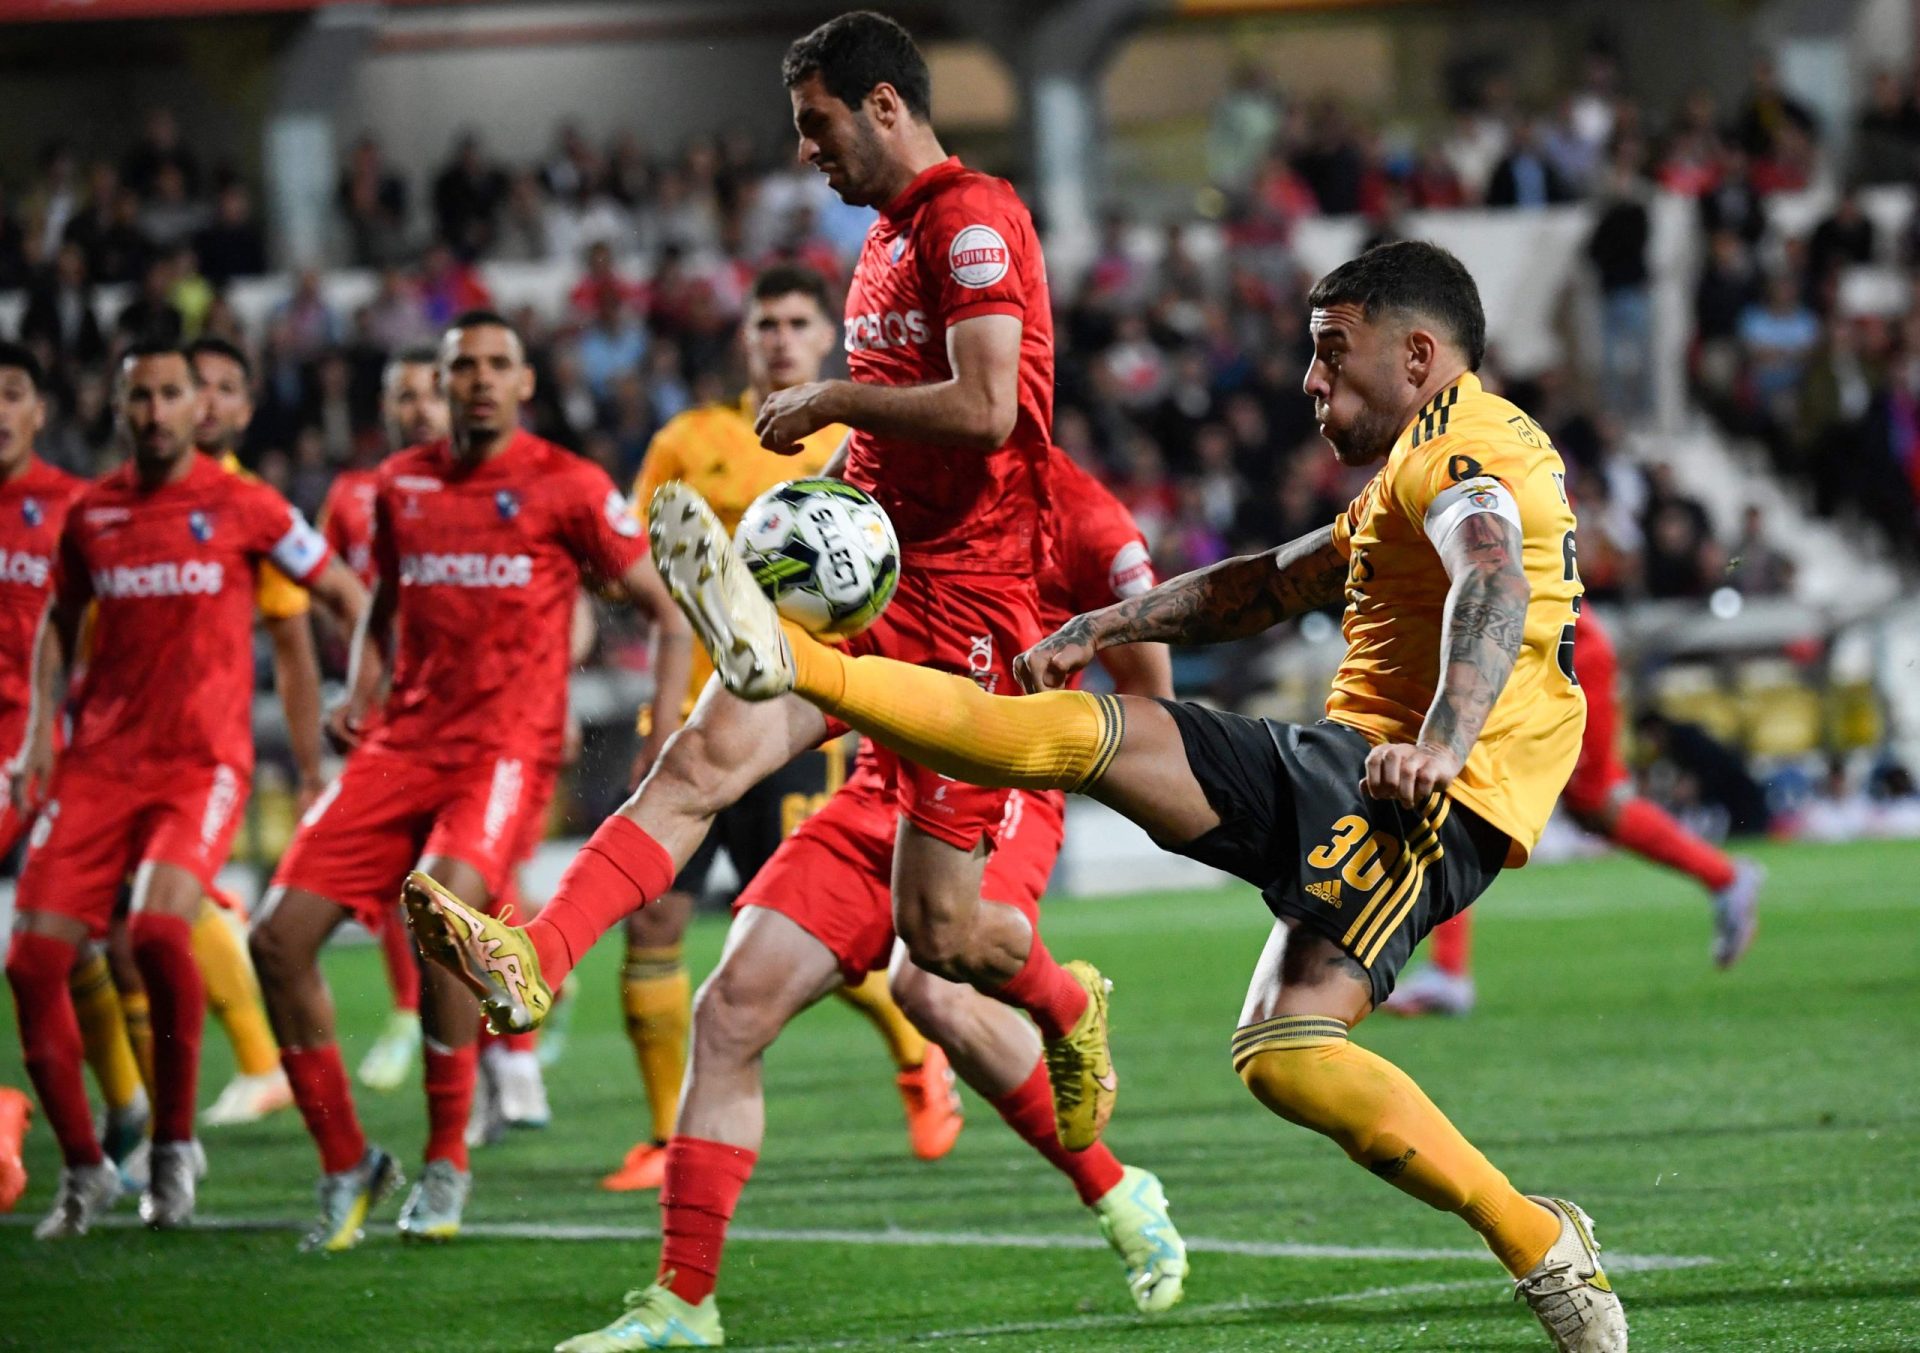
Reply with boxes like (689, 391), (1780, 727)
(1394, 371), (1480, 456)
(880, 156), (964, 223)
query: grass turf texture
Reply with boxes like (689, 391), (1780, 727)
(3, 838), (1916, 1351)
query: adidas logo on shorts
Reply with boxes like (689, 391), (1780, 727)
(1305, 879), (1344, 908)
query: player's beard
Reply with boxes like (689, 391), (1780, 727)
(1322, 402), (1402, 466)
(834, 118), (891, 207)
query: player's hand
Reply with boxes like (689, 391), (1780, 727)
(8, 729), (54, 816)
(1014, 621), (1099, 693)
(324, 701), (366, 754)
(1361, 741), (1461, 809)
(754, 381), (842, 454)
(295, 774), (326, 816)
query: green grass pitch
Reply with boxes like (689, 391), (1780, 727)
(3, 838), (1917, 1350)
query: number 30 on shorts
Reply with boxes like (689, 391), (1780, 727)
(1306, 815), (1402, 892)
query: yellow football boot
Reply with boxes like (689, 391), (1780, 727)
(554, 1282), (723, 1350)
(401, 872), (552, 1034)
(1044, 959), (1116, 1152)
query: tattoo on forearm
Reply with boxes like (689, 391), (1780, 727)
(1066, 526), (1348, 650)
(1423, 514), (1530, 760)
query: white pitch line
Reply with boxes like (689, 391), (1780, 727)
(743, 1279), (1500, 1351)
(0, 1213), (1713, 1272)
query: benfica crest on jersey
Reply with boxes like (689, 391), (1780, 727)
(189, 510), (214, 543)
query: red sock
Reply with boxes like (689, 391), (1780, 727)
(379, 903), (421, 1015)
(526, 817), (676, 984)
(130, 912), (205, 1145)
(423, 1041), (479, 1170)
(1611, 798), (1738, 892)
(282, 1043), (369, 1174)
(991, 936), (1088, 1041)
(657, 1136), (758, 1303)
(5, 932), (103, 1167)
(503, 1029), (538, 1055)
(1428, 912), (1472, 977)
(990, 1058), (1125, 1204)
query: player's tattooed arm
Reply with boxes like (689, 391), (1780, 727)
(1015, 526), (1347, 692)
(1422, 511), (1531, 763)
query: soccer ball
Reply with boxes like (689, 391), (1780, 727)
(734, 478), (901, 637)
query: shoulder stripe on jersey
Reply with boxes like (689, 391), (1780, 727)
(1411, 384), (1461, 448)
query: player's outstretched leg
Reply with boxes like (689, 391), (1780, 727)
(651, 483), (1125, 1149)
(888, 959), (1187, 1312)
(359, 901), (424, 1091)
(1232, 923), (1626, 1352)
(251, 886), (405, 1251)
(557, 907), (842, 1352)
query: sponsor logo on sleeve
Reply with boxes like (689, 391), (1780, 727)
(1107, 539), (1155, 598)
(949, 224), (1011, 289)
(604, 488), (641, 538)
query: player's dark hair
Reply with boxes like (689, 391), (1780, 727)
(1306, 240), (1487, 371)
(185, 335), (251, 382)
(0, 341), (46, 393)
(752, 265), (834, 318)
(782, 11), (931, 121)
(448, 309), (517, 338)
(120, 339), (198, 382)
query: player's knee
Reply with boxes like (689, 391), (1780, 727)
(1236, 1046), (1363, 1149)
(4, 932), (64, 996)
(896, 920), (970, 983)
(886, 963), (947, 1031)
(247, 919), (305, 987)
(691, 969), (784, 1064)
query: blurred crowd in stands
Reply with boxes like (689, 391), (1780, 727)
(3, 47), (1918, 611)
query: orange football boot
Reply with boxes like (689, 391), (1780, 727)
(896, 1043), (964, 1161)
(600, 1140), (668, 1192)
(0, 1086), (32, 1212)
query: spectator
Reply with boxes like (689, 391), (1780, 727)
(114, 254), (186, 347)
(1207, 62), (1283, 193)
(64, 170), (149, 285)
(605, 130), (654, 207)
(1738, 271), (1821, 413)
(1854, 70), (1920, 184)
(494, 170), (556, 263)
(539, 120), (602, 202)
(0, 183), (28, 291)
(431, 131), (508, 259)
(1639, 464), (1723, 599)
(336, 135), (410, 267)
(1291, 98), (1365, 216)
(1406, 143), (1467, 210)
(363, 267), (432, 352)
(1733, 56), (1817, 162)
(1805, 186), (1875, 299)
(1542, 95), (1604, 196)
(1438, 99), (1510, 206)
(121, 106), (202, 200)
(19, 241), (106, 366)
(25, 142), (81, 262)
(569, 240), (644, 317)
(272, 268), (340, 363)
(1656, 89), (1725, 197)
(1635, 710), (1772, 837)
(1587, 155), (1653, 415)
(1486, 117), (1574, 208)
(1700, 146), (1767, 245)
(418, 242), (493, 328)
(166, 245), (213, 338)
(573, 288), (650, 402)
(193, 181), (268, 284)
(137, 162), (207, 250)
(1725, 505), (1794, 596)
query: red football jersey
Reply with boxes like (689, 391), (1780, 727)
(58, 453), (331, 771)
(841, 157), (1053, 574)
(320, 466), (380, 589)
(0, 459), (88, 746)
(363, 431), (646, 768)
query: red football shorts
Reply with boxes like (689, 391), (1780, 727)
(1563, 614), (1629, 816)
(838, 567), (1044, 852)
(734, 751), (1065, 984)
(273, 745), (556, 930)
(15, 754), (248, 938)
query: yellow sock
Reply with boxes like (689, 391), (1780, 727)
(119, 988), (156, 1096)
(784, 621), (1123, 792)
(70, 952), (145, 1112)
(1234, 1015), (1561, 1277)
(193, 902), (281, 1077)
(621, 945), (690, 1144)
(837, 970), (927, 1071)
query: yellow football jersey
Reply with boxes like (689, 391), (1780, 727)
(219, 452), (309, 620)
(1328, 372), (1585, 865)
(632, 394), (843, 715)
